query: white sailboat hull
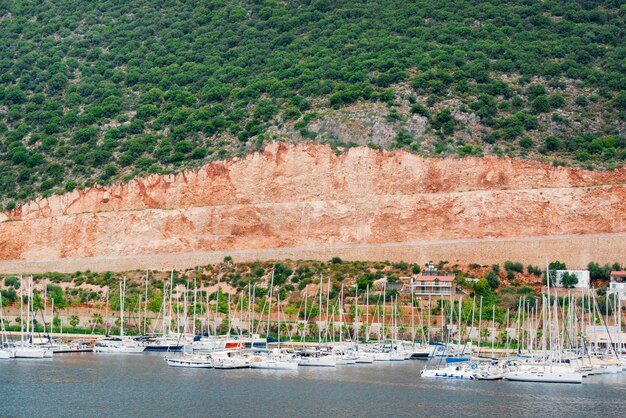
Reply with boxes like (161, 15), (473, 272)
(14, 347), (46, 358)
(373, 352), (391, 361)
(94, 346), (146, 353)
(0, 350), (13, 359)
(355, 355), (374, 364)
(166, 357), (213, 368)
(213, 358), (251, 369)
(420, 368), (476, 379)
(298, 357), (337, 367)
(251, 360), (299, 370)
(503, 371), (582, 384)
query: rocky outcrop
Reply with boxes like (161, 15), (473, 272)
(1, 142), (625, 272)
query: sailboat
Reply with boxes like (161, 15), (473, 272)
(298, 275), (337, 367)
(503, 260), (582, 384)
(14, 275), (47, 359)
(0, 292), (15, 359)
(251, 291), (299, 370)
(146, 271), (187, 352)
(94, 278), (145, 353)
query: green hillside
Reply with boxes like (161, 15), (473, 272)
(1, 0), (625, 208)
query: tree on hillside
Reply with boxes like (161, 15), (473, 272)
(560, 272), (578, 289)
(587, 262), (611, 283)
(69, 314), (80, 329)
(543, 261), (566, 286)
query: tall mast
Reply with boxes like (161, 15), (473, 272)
(338, 283), (344, 345)
(227, 291), (231, 337)
(183, 281), (188, 334)
(169, 270), (174, 335)
(143, 270), (148, 335)
(354, 285), (359, 346)
(162, 279), (167, 335)
(19, 274), (24, 344)
(505, 309), (510, 354)
(205, 290), (210, 337)
(457, 295), (462, 350)
(427, 295), (432, 343)
(247, 284), (252, 339)
(26, 276), (32, 341)
(318, 275), (323, 346)
(491, 304), (495, 353)
(44, 279), (47, 335)
(239, 290), (244, 338)
(382, 282), (386, 342)
(365, 285), (370, 342)
(105, 290), (109, 336)
(618, 292), (622, 358)
(325, 275), (331, 343)
(266, 270), (274, 339)
(0, 293), (4, 346)
(411, 288), (415, 343)
(277, 291), (281, 347)
(477, 296), (483, 356)
(119, 278), (125, 337)
(51, 297), (54, 334)
(193, 273), (197, 336)
(545, 257), (552, 352)
(251, 286), (256, 339)
(303, 286), (308, 343)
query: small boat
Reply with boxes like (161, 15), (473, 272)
(14, 346), (46, 359)
(251, 358), (299, 370)
(389, 352), (406, 362)
(213, 356), (251, 369)
(210, 349), (252, 369)
(336, 356), (357, 365)
(503, 367), (582, 384)
(298, 354), (337, 367)
(372, 352), (391, 362)
(355, 353), (374, 364)
(93, 337), (146, 353)
(408, 351), (431, 360)
(420, 366), (476, 380)
(145, 334), (186, 352)
(53, 341), (94, 353)
(0, 349), (13, 359)
(95, 280), (146, 353)
(475, 365), (505, 381)
(250, 348), (300, 370)
(165, 355), (213, 368)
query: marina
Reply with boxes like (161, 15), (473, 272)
(1, 352), (625, 418)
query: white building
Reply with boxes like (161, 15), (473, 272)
(608, 271), (626, 299)
(586, 325), (626, 352)
(405, 262), (456, 297)
(406, 275), (455, 297)
(555, 270), (590, 288)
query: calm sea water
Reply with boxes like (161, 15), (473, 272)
(1, 353), (625, 417)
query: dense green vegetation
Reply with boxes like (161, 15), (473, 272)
(0, 0), (625, 207)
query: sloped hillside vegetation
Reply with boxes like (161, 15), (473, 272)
(0, 0), (624, 208)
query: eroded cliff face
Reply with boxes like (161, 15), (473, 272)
(1, 143), (626, 270)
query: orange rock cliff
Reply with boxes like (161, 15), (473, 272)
(1, 142), (625, 273)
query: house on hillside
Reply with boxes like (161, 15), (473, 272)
(555, 270), (590, 288)
(608, 271), (626, 299)
(404, 262), (456, 297)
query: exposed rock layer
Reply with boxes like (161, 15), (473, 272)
(1, 143), (625, 272)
